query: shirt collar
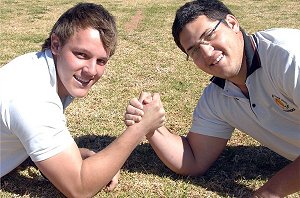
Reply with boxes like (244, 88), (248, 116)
(44, 49), (74, 109)
(44, 49), (56, 87)
(211, 29), (261, 89)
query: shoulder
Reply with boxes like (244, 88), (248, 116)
(255, 28), (300, 44)
(254, 28), (300, 74)
(195, 83), (224, 114)
(1, 50), (56, 93)
(254, 28), (300, 55)
(4, 51), (44, 65)
(1, 51), (51, 77)
(253, 29), (300, 100)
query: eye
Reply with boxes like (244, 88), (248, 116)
(190, 46), (198, 57)
(204, 29), (216, 41)
(74, 52), (87, 59)
(189, 43), (201, 59)
(96, 59), (107, 66)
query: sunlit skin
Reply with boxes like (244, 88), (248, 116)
(51, 28), (109, 100)
(179, 15), (247, 87)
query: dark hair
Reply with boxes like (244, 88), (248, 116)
(172, 0), (233, 53)
(42, 3), (117, 57)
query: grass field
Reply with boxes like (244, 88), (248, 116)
(1, 0), (300, 197)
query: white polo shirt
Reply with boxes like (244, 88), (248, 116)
(0, 49), (75, 177)
(190, 28), (300, 161)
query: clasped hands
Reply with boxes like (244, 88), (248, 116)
(124, 92), (165, 135)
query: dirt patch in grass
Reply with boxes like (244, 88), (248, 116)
(124, 10), (143, 32)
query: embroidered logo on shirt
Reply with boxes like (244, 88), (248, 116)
(272, 95), (295, 112)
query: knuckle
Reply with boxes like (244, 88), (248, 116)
(129, 98), (137, 105)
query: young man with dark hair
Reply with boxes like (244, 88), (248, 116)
(125, 0), (300, 197)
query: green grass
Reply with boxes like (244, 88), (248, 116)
(1, 0), (300, 197)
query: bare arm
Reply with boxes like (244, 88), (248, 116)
(253, 156), (300, 197)
(79, 147), (120, 191)
(36, 93), (165, 198)
(147, 127), (228, 176)
(127, 92), (300, 196)
(125, 92), (227, 176)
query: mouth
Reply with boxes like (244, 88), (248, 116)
(210, 54), (224, 66)
(74, 75), (92, 86)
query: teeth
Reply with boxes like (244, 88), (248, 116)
(216, 54), (223, 62)
(74, 76), (90, 84)
(211, 54), (224, 65)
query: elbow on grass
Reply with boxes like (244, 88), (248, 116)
(63, 189), (101, 198)
(174, 166), (207, 177)
(61, 184), (105, 198)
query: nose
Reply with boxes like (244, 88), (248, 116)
(83, 59), (97, 77)
(194, 44), (214, 65)
(198, 43), (213, 59)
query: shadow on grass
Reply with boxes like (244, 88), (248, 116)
(124, 142), (290, 197)
(0, 158), (64, 198)
(1, 134), (290, 197)
(0, 135), (117, 198)
(76, 135), (290, 197)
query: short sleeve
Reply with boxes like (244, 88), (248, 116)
(8, 96), (74, 162)
(190, 85), (234, 139)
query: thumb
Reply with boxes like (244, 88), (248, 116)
(152, 93), (161, 102)
(139, 92), (152, 104)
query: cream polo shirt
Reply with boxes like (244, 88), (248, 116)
(190, 28), (300, 161)
(0, 49), (75, 177)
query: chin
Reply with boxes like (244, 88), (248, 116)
(77, 93), (88, 98)
(71, 91), (89, 98)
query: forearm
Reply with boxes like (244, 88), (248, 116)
(254, 156), (300, 197)
(79, 124), (149, 196)
(39, 123), (149, 198)
(80, 94), (165, 193)
(147, 126), (197, 175)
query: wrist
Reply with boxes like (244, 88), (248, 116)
(146, 126), (165, 140)
(127, 121), (152, 138)
(145, 130), (155, 139)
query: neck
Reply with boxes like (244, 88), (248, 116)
(56, 74), (68, 101)
(232, 55), (249, 98)
(237, 83), (249, 98)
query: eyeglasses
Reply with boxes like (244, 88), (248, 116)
(186, 19), (223, 61)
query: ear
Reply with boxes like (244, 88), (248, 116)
(50, 33), (61, 55)
(224, 14), (240, 33)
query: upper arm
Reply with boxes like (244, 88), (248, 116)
(35, 142), (85, 197)
(174, 86), (231, 175)
(185, 131), (228, 175)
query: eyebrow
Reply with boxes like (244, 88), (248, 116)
(186, 27), (211, 53)
(74, 47), (109, 61)
(186, 19), (223, 53)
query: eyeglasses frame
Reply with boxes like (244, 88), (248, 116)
(186, 19), (223, 61)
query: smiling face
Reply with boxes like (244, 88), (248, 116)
(51, 28), (109, 99)
(179, 15), (246, 84)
